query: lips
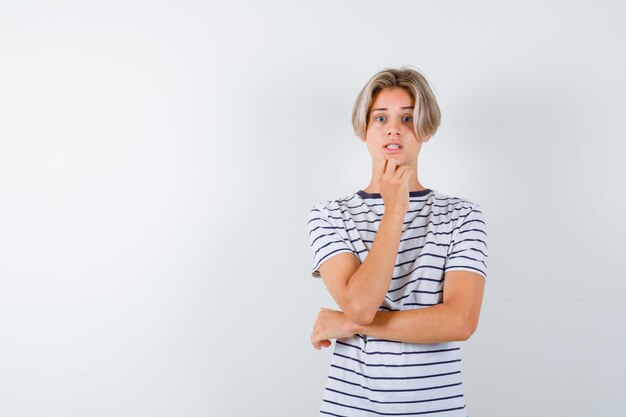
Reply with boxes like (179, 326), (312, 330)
(383, 141), (403, 149)
(383, 145), (403, 154)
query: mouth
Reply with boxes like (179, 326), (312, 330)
(383, 142), (403, 153)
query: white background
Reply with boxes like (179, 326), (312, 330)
(1, 1), (625, 416)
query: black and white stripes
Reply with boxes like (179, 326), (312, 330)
(306, 188), (488, 416)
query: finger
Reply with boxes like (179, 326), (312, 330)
(394, 166), (411, 181)
(312, 337), (331, 350)
(311, 336), (320, 350)
(383, 158), (398, 179)
(315, 340), (330, 349)
(375, 157), (387, 181)
(399, 168), (414, 181)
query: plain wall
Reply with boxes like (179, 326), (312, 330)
(1, 1), (625, 416)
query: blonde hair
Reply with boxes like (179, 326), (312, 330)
(352, 66), (441, 142)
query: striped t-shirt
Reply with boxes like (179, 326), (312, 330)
(306, 188), (488, 417)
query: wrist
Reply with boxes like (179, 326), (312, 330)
(382, 210), (406, 221)
(350, 320), (365, 335)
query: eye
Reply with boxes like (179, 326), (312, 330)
(403, 115), (413, 122)
(374, 115), (385, 122)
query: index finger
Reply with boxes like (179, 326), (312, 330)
(383, 157), (398, 178)
(375, 157), (388, 179)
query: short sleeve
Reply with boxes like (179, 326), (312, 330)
(306, 204), (355, 279)
(444, 204), (488, 279)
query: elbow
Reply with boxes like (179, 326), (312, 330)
(458, 317), (479, 341)
(345, 303), (377, 326)
(352, 313), (376, 327)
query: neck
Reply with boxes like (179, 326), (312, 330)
(362, 160), (426, 193)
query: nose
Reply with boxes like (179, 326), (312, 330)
(386, 120), (401, 136)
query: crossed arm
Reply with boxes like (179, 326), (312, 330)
(310, 266), (485, 349)
(310, 210), (485, 349)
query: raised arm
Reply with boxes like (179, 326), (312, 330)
(319, 210), (405, 325)
(317, 158), (413, 326)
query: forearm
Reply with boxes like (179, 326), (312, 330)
(352, 304), (471, 344)
(346, 211), (405, 323)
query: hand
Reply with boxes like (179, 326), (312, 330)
(310, 307), (357, 350)
(375, 157), (414, 215)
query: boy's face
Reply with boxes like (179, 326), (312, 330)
(362, 87), (423, 165)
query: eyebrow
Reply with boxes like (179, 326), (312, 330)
(370, 106), (414, 113)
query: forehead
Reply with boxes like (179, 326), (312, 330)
(370, 87), (414, 109)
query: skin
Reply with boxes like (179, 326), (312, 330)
(310, 87), (485, 350)
(361, 87), (430, 194)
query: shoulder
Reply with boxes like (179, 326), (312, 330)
(432, 189), (483, 213)
(429, 190), (486, 231)
(308, 192), (359, 220)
